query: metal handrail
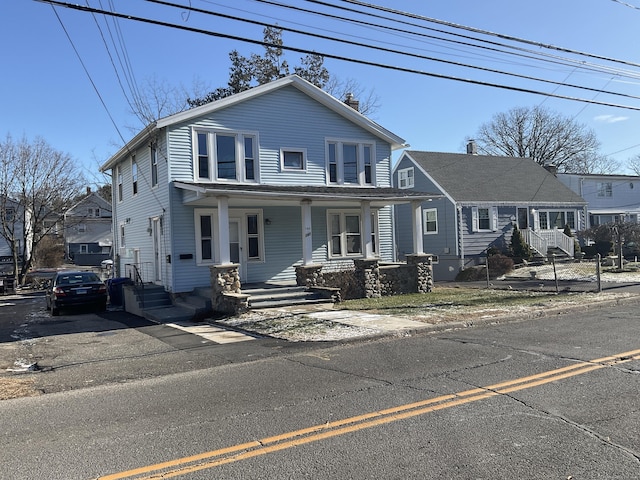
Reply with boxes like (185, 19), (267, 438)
(124, 263), (145, 309)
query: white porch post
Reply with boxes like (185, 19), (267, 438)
(217, 196), (231, 264)
(412, 200), (424, 254)
(361, 201), (374, 259)
(301, 199), (313, 265)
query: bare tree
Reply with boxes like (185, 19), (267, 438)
(627, 154), (640, 176)
(473, 105), (618, 174)
(0, 134), (85, 283)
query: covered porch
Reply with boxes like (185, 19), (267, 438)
(174, 181), (440, 313)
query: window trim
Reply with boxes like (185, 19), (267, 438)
(150, 143), (158, 188)
(423, 208), (438, 235)
(536, 209), (577, 230)
(193, 128), (259, 183)
(325, 138), (376, 186)
(398, 167), (415, 189)
(194, 209), (217, 265)
(131, 156), (138, 196)
(471, 206), (498, 232)
(116, 165), (123, 203)
(597, 182), (613, 198)
(327, 209), (378, 259)
(280, 148), (307, 172)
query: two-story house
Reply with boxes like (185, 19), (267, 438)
(557, 173), (640, 227)
(64, 190), (113, 266)
(100, 75), (436, 309)
(393, 148), (587, 281)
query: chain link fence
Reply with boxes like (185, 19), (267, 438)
(484, 254), (640, 293)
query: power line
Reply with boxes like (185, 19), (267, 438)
(36, 0), (640, 112)
(337, 0), (640, 69)
(147, 0), (640, 102)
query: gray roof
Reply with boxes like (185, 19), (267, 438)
(404, 151), (586, 206)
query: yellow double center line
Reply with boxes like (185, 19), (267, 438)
(99, 348), (640, 480)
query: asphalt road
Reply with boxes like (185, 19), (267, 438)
(1, 292), (639, 479)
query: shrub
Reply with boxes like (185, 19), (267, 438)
(488, 254), (514, 278)
(510, 225), (532, 261)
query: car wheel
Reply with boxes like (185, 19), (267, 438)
(51, 303), (59, 316)
(98, 302), (107, 312)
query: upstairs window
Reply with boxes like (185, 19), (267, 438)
(326, 140), (375, 186)
(281, 148), (306, 171)
(398, 167), (414, 189)
(132, 157), (138, 195)
(597, 182), (613, 197)
(150, 143), (158, 187)
(117, 166), (123, 202)
(195, 130), (258, 182)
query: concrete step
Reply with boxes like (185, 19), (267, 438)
(246, 286), (334, 309)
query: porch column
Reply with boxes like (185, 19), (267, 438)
(412, 200), (424, 254)
(217, 196), (231, 264)
(361, 201), (374, 259)
(301, 199), (313, 265)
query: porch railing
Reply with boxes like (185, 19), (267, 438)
(522, 229), (574, 257)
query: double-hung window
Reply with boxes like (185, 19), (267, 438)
(423, 208), (438, 234)
(132, 156), (138, 196)
(398, 167), (414, 189)
(195, 130), (257, 182)
(597, 182), (613, 197)
(117, 166), (123, 202)
(326, 140), (375, 185)
(150, 143), (158, 187)
(471, 206), (498, 232)
(328, 211), (378, 258)
(195, 210), (216, 263)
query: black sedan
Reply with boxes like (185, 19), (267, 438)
(46, 271), (108, 316)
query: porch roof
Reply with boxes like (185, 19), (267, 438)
(173, 181), (441, 207)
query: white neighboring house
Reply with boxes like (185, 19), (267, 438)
(557, 173), (640, 227)
(64, 191), (113, 266)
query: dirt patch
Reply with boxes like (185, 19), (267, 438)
(0, 377), (42, 400)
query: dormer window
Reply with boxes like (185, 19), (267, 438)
(194, 129), (258, 182)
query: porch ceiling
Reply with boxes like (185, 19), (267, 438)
(174, 181), (441, 208)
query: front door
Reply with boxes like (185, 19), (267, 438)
(152, 217), (162, 283)
(517, 208), (529, 230)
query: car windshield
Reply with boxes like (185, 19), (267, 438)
(56, 273), (100, 285)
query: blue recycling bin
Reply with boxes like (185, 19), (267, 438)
(107, 277), (133, 306)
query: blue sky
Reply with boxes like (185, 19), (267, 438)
(3, 0), (640, 183)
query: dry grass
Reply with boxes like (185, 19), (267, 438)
(0, 377), (42, 400)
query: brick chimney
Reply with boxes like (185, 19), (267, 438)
(344, 93), (360, 112)
(466, 140), (478, 155)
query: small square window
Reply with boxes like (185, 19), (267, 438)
(281, 149), (306, 170)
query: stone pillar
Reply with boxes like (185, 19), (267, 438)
(406, 254), (433, 293)
(210, 264), (247, 314)
(295, 264), (324, 287)
(354, 258), (381, 298)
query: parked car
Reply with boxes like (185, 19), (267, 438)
(46, 271), (108, 316)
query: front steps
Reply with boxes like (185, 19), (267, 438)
(244, 284), (336, 309)
(123, 283), (336, 322)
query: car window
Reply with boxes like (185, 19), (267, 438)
(56, 273), (100, 285)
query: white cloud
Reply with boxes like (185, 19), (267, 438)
(594, 114), (629, 124)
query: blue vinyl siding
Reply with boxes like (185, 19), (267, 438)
(166, 87), (392, 187)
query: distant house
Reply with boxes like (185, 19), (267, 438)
(393, 148), (587, 281)
(0, 198), (26, 274)
(100, 75), (437, 312)
(64, 191), (112, 266)
(557, 173), (640, 227)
